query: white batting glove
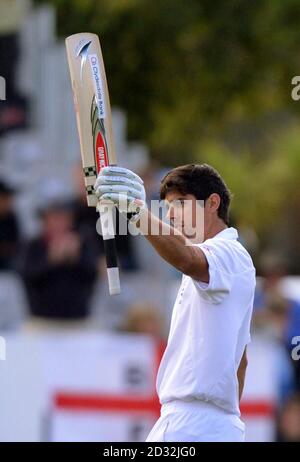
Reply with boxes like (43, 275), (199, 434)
(94, 166), (146, 221)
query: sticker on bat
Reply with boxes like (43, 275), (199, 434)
(95, 130), (109, 173)
(91, 96), (109, 173)
(89, 54), (106, 119)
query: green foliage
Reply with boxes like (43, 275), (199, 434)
(195, 124), (300, 236)
(34, 0), (300, 159)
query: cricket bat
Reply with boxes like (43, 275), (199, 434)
(65, 33), (120, 295)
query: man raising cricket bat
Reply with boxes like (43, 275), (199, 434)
(95, 162), (255, 442)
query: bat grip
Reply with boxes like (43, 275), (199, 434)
(97, 203), (121, 295)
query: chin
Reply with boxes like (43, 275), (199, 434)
(174, 225), (184, 234)
(183, 230), (205, 243)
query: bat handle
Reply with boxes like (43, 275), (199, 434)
(97, 203), (121, 295)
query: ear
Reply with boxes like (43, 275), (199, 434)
(206, 193), (220, 214)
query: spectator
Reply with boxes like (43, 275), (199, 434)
(264, 294), (290, 341)
(252, 294), (296, 402)
(254, 252), (287, 312)
(120, 302), (166, 340)
(277, 393), (300, 442)
(243, 331), (296, 441)
(254, 252), (300, 389)
(21, 198), (98, 321)
(0, 179), (20, 270)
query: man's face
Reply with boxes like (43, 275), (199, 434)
(43, 208), (74, 236)
(164, 191), (205, 242)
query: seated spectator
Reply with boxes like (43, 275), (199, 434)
(0, 179), (20, 270)
(21, 198), (98, 321)
(120, 302), (166, 340)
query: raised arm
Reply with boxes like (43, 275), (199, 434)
(137, 208), (209, 282)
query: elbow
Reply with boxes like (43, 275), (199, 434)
(169, 246), (193, 275)
(176, 261), (190, 276)
(177, 250), (208, 282)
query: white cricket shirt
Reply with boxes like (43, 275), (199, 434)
(157, 227), (256, 416)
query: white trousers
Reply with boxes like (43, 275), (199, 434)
(146, 400), (245, 442)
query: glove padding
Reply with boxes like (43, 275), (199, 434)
(94, 166), (146, 220)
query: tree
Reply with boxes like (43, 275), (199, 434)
(33, 0), (300, 162)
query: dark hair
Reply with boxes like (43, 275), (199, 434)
(160, 163), (232, 225)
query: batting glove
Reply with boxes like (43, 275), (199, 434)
(94, 166), (146, 221)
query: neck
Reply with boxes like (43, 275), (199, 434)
(204, 219), (228, 241)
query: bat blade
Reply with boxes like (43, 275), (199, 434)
(65, 33), (120, 295)
(65, 33), (116, 204)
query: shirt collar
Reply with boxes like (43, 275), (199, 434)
(212, 227), (238, 241)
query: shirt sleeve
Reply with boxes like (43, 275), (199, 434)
(191, 241), (234, 304)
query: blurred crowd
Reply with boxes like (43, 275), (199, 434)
(252, 254), (300, 441)
(0, 0), (299, 442)
(0, 162), (169, 326)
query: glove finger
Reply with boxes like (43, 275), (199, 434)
(95, 175), (144, 192)
(96, 184), (143, 199)
(99, 166), (144, 184)
(99, 193), (138, 205)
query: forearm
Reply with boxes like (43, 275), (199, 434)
(133, 209), (199, 274)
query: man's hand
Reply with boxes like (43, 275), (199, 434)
(94, 166), (146, 221)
